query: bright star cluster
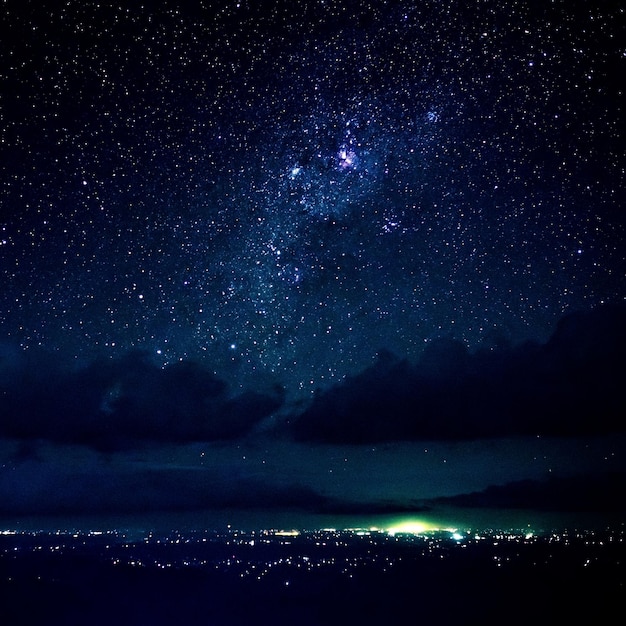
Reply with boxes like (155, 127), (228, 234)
(1, 0), (624, 399)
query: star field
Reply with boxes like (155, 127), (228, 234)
(1, 0), (624, 400)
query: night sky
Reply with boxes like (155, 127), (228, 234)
(1, 0), (625, 527)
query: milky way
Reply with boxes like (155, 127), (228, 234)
(1, 1), (624, 400)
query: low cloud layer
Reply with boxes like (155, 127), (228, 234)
(0, 459), (314, 515)
(0, 351), (283, 449)
(290, 304), (626, 443)
(433, 472), (626, 513)
(0, 454), (425, 517)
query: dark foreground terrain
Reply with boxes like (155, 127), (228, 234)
(1, 526), (624, 625)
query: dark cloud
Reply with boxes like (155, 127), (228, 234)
(432, 472), (626, 513)
(0, 350), (284, 449)
(0, 457), (425, 516)
(289, 304), (626, 443)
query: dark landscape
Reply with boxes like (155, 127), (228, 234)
(2, 525), (624, 625)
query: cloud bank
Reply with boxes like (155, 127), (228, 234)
(290, 304), (626, 443)
(0, 351), (283, 449)
(433, 472), (626, 513)
(0, 453), (426, 517)
(1, 304), (624, 450)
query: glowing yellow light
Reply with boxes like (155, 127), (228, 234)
(386, 520), (430, 535)
(274, 530), (300, 537)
